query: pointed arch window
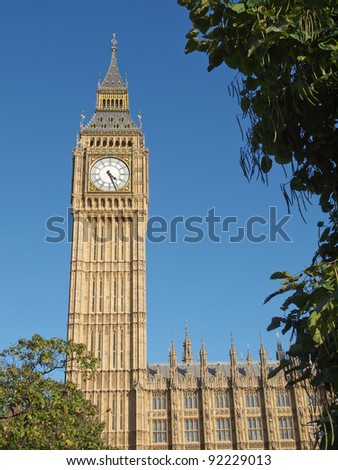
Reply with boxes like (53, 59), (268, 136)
(120, 396), (123, 430)
(93, 225), (97, 261)
(91, 277), (96, 313)
(113, 277), (117, 312)
(111, 396), (115, 430)
(184, 393), (197, 409)
(114, 223), (118, 260)
(216, 418), (231, 442)
(152, 394), (166, 410)
(98, 332), (101, 358)
(100, 226), (105, 260)
(99, 279), (103, 312)
(121, 276), (124, 312)
(246, 391), (259, 408)
(215, 392), (229, 409)
(112, 330), (116, 368)
(120, 330), (123, 368)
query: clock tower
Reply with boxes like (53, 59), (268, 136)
(67, 35), (148, 449)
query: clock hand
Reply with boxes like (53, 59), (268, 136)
(106, 170), (118, 190)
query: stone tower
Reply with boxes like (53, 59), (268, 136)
(67, 35), (148, 449)
(67, 37), (316, 451)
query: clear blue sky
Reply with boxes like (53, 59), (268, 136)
(0, 0), (324, 364)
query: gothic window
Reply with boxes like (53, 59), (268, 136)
(103, 99), (106, 107)
(120, 397), (123, 430)
(184, 419), (199, 442)
(103, 139), (107, 147)
(98, 333), (101, 358)
(278, 417), (294, 440)
(184, 392), (197, 409)
(127, 198), (132, 208)
(122, 140), (126, 147)
(128, 140), (132, 147)
(247, 417), (262, 441)
(120, 99), (123, 107)
(112, 331), (116, 368)
(121, 224), (124, 259)
(96, 139), (101, 146)
(91, 278), (96, 313)
(100, 226), (104, 260)
(120, 330), (123, 368)
(90, 139), (94, 147)
(152, 420), (167, 443)
(93, 225), (97, 261)
(246, 391), (259, 408)
(114, 225), (118, 260)
(113, 277), (117, 312)
(115, 139), (120, 147)
(216, 418), (231, 442)
(152, 394), (166, 410)
(276, 391), (290, 407)
(306, 392), (320, 407)
(111, 397), (115, 430)
(121, 276), (124, 311)
(215, 392), (228, 408)
(99, 279), (103, 312)
(109, 139), (113, 147)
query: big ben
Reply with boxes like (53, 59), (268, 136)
(67, 36), (315, 451)
(67, 35), (148, 449)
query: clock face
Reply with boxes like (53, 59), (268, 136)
(90, 157), (130, 191)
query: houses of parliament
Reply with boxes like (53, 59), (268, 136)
(66, 36), (315, 450)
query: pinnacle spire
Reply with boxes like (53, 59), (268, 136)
(99, 33), (126, 91)
(182, 322), (193, 365)
(246, 346), (252, 363)
(200, 339), (207, 355)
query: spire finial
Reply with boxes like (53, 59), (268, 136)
(111, 33), (117, 51)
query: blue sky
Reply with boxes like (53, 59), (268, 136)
(0, 0), (324, 364)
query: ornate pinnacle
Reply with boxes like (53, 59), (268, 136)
(111, 33), (117, 50)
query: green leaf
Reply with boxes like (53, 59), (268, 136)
(270, 271), (291, 280)
(228, 2), (246, 14)
(240, 96), (250, 112)
(261, 155), (272, 173)
(185, 37), (200, 54)
(186, 28), (199, 39)
(267, 316), (282, 331)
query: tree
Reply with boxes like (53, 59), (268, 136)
(0, 335), (108, 450)
(178, 0), (337, 448)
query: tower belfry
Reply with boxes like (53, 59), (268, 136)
(67, 35), (148, 449)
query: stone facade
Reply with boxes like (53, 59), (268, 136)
(67, 37), (315, 450)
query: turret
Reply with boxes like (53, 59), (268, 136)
(199, 340), (208, 382)
(182, 324), (193, 365)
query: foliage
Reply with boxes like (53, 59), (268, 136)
(178, 0), (338, 448)
(266, 261), (338, 448)
(178, 0), (338, 215)
(0, 335), (107, 450)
